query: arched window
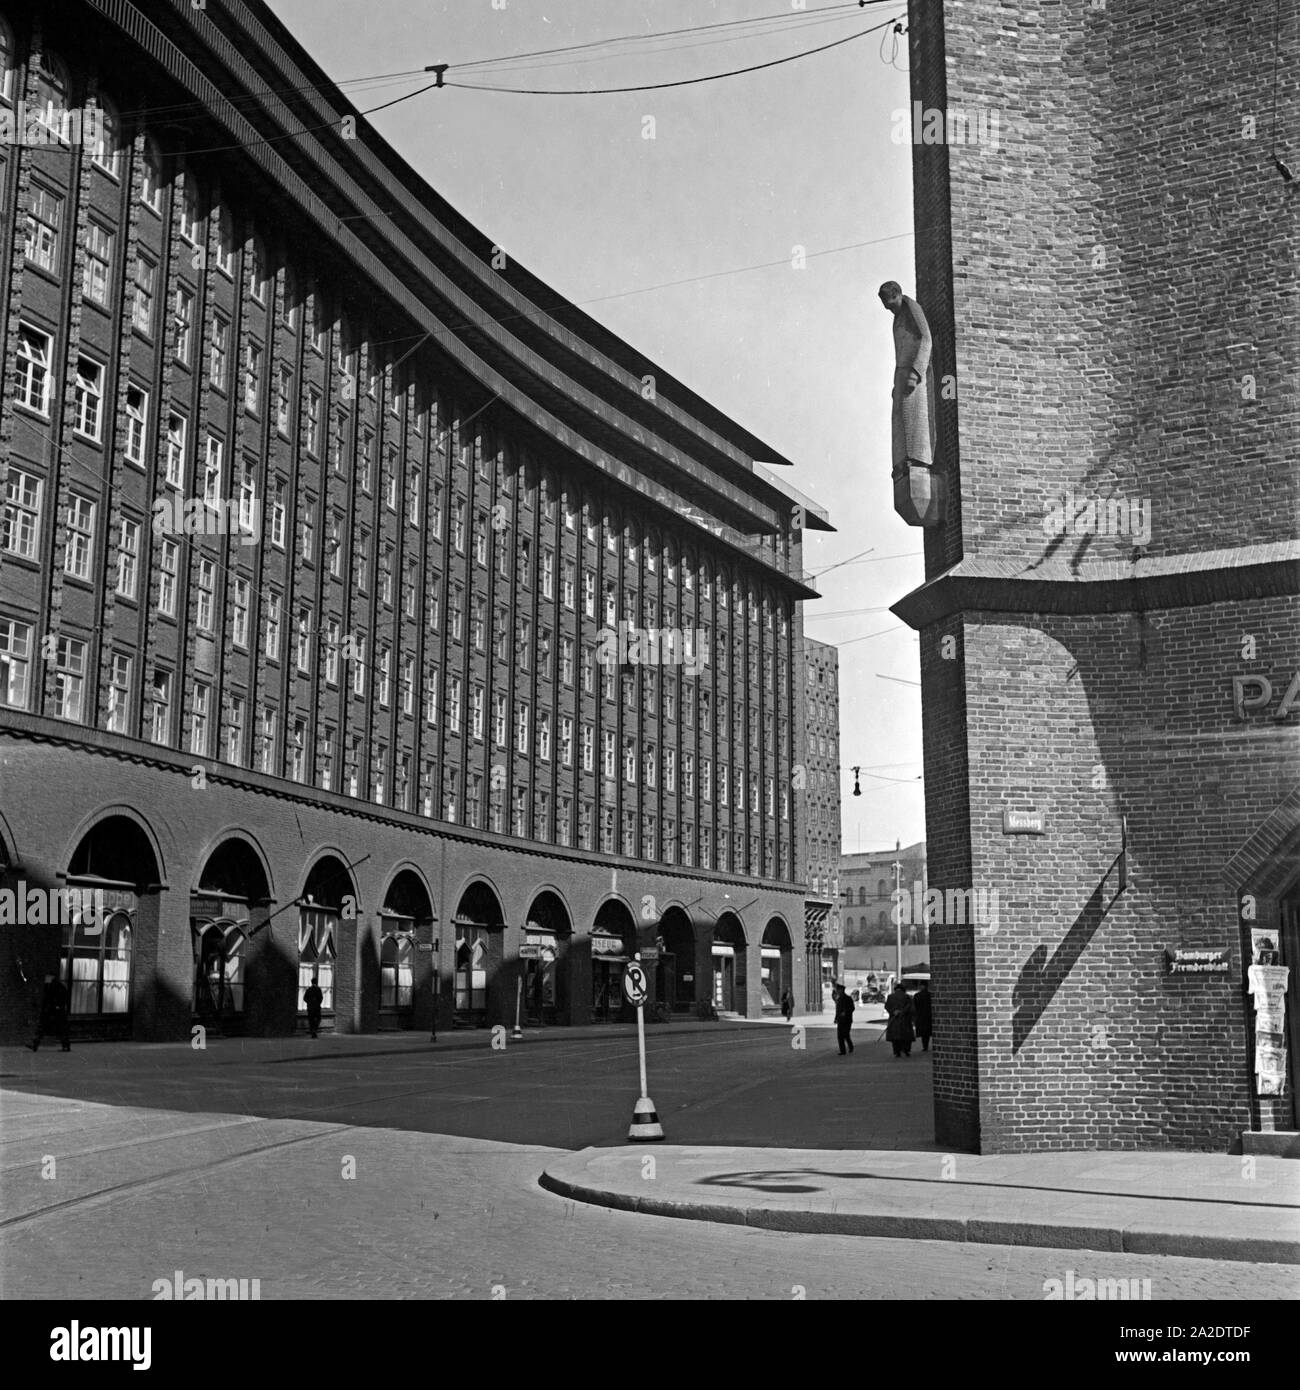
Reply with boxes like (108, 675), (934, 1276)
(248, 237), (268, 304)
(91, 94), (120, 177)
(858, 887), (866, 905)
(380, 932), (414, 1010)
(878, 911), (887, 929)
(64, 907), (133, 1016)
(879, 878), (888, 896)
(0, 17), (15, 104)
(33, 51), (70, 141)
(298, 906), (336, 1010)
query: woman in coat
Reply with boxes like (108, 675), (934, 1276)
(884, 983), (914, 1058)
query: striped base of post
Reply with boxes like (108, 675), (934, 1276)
(627, 1095), (664, 1141)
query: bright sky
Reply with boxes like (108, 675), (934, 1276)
(265, 0), (926, 853)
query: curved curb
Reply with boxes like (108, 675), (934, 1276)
(537, 1171), (1300, 1265)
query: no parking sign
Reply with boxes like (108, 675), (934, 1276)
(623, 961), (649, 1007)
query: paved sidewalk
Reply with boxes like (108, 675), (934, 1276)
(540, 1145), (1300, 1266)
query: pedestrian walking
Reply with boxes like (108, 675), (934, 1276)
(29, 974), (71, 1052)
(303, 975), (324, 1038)
(913, 980), (932, 1053)
(781, 988), (794, 1023)
(884, 982), (914, 1057)
(833, 982), (855, 1055)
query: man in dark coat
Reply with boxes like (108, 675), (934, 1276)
(912, 981), (933, 1052)
(884, 983), (914, 1058)
(303, 976), (324, 1038)
(833, 982), (855, 1055)
(29, 975), (71, 1052)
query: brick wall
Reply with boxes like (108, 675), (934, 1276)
(902, 0), (1299, 1150)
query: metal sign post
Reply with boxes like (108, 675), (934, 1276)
(512, 974), (524, 1041)
(624, 953), (663, 1140)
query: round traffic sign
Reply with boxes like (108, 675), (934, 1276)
(623, 962), (648, 1006)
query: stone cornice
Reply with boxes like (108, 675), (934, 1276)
(891, 541), (1300, 628)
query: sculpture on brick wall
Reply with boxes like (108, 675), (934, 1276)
(879, 281), (942, 525)
(879, 280), (933, 470)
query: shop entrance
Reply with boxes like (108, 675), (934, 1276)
(590, 898), (638, 1022)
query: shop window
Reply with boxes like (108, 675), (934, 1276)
(62, 906), (133, 1015)
(298, 906), (336, 1011)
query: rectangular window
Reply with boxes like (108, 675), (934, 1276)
(2, 468), (42, 560)
(277, 367), (293, 437)
(355, 530), (370, 593)
(560, 716), (573, 767)
(321, 727), (336, 791)
(15, 326), (52, 415)
(538, 712), (551, 762)
(561, 637), (574, 687)
(603, 730), (615, 779)
(203, 434), (224, 505)
(472, 684), (484, 739)
(493, 692), (507, 746)
(232, 578), (250, 648)
(582, 723), (594, 772)
(192, 682), (212, 757)
(24, 186), (61, 272)
(159, 540), (179, 617)
(516, 702), (529, 754)
(116, 518), (140, 600)
(0, 618), (33, 710)
(83, 222), (112, 305)
(347, 737), (362, 797)
(579, 802), (593, 852)
(290, 718), (307, 783)
(270, 480), (286, 549)
(258, 705), (277, 774)
(64, 496), (96, 580)
(210, 315), (229, 391)
(450, 586), (463, 642)
(583, 569), (596, 617)
(665, 748), (676, 793)
(107, 654), (132, 734)
(151, 669), (173, 744)
(174, 287), (194, 365)
(512, 787), (527, 838)
(244, 342), (262, 414)
(124, 384), (149, 466)
(352, 637), (367, 697)
(132, 256), (156, 334)
(448, 675), (462, 734)
(380, 544), (394, 606)
(408, 467), (422, 527)
(562, 560), (575, 609)
(452, 499), (466, 554)
(472, 596), (485, 651)
(304, 388), (321, 456)
(265, 590), (282, 661)
(644, 745), (657, 789)
(52, 637), (87, 722)
(542, 548), (554, 599)
(472, 511), (487, 565)
(73, 358), (104, 441)
(227, 693), (246, 764)
(179, 177), (203, 245)
(297, 609), (312, 673)
(324, 619), (340, 685)
(378, 646), (391, 707)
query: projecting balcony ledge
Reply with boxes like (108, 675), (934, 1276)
(890, 541), (1300, 628)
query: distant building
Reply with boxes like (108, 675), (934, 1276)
(799, 637), (842, 1008)
(839, 841), (927, 947)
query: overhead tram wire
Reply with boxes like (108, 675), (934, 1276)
(99, 1), (894, 128)
(445, 18), (903, 97)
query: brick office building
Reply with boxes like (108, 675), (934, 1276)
(799, 636), (843, 1009)
(0, 0), (831, 1043)
(891, 0), (1299, 1151)
(840, 840), (927, 948)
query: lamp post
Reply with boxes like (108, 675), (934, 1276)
(893, 858), (903, 984)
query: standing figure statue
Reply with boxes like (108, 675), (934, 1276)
(879, 281), (933, 474)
